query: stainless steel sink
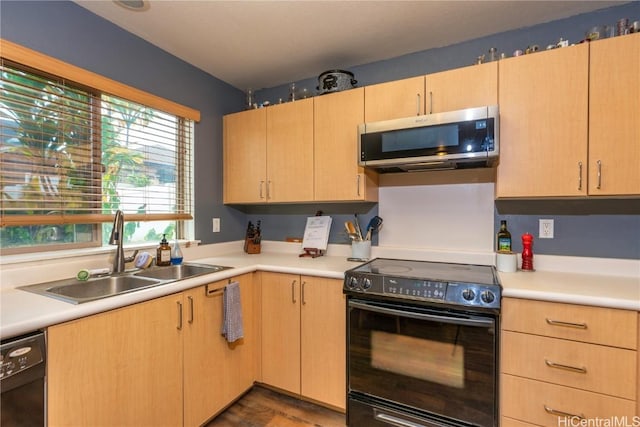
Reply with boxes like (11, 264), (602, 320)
(134, 263), (230, 281)
(47, 276), (162, 302)
(18, 262), (231, 304)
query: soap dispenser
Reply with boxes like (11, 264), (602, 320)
(156, 234), (171, 266)
(171, 239), (183, 265)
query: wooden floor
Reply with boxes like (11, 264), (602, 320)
(205, 386), (347, 427)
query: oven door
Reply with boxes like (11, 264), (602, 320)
(347, 298), (498, 427)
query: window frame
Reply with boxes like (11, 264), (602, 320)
(0, 39), (200, 254)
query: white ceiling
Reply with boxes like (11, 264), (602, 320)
(74, 0), (625, 90)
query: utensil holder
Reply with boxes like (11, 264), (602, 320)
(244, 238), (261, 254)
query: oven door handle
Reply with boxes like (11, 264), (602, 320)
(349, 300), (495, 328)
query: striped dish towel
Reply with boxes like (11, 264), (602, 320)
(221, 281), (244, 343)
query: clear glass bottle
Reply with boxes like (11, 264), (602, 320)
(497, 220), (512, 252)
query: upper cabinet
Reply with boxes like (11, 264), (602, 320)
(496, 44), (590, 198)
(364, 76), (425, 121)
(223, 108), (267, 204)
(223, 99), (314, 204)
(266, 98), (314, 202)
(496, 35), (640, 198)
(425, 62), (498, 113)
(314, 88), (378, 202)
(588, 33), (640, 196)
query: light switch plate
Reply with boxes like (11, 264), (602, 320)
(212, 218), (220, 233)
(539, 219), (554, 239)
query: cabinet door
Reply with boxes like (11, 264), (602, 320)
(183, 284), (227, 427)
(266, 99), (314, 202)
(221, 273), (256, 402)
(589, 33), (640, 195)
(314, 88), (377, 202)
(184, 274), (256, 426)
(48, 294), (183, 427)
(425, 62), (497, 113)
(300, 276), (346, 410)
(223, 108), (267, 203)
(364, 76), (425, 122)
(496, 44), (589, 197)
(260, 272), (301, 394)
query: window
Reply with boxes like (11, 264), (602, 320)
(0, 41), (197, 254)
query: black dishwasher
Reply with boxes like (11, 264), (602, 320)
(1, 331), (46, 426)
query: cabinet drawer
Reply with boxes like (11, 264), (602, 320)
(502, 331), (636, 399)
(502, 298), (637, 349)
(501, 375), (636, 425)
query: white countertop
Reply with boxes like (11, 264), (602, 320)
(1, 242), (638, 340)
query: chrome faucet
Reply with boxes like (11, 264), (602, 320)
(109, 210), (138, 273)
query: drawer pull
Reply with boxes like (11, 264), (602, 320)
(544, 405), (584, 420)
(545, 359), (587, 374)
(545, 318), (587, 329)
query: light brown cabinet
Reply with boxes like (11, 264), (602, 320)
(260, 272), (346, 410)
(48, 293), (184, 427)
(314, 88), (378, 202)
(424, 61), (498, 114)
(500, 297), (638, 426)
(497, 34), (640, 198)
(223, 99), (313, 203)
(223, 108), (267, 204)
(588, 32), (640, 196)
(266, 98), (314, 202)
(48, 275), (256, 427)
(496, 43), (590, 198)
(364, 76), (425, 122)
(184, 274), (255, 426)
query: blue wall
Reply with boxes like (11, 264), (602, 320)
(2, 1), (639, 259)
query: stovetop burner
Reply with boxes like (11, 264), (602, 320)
(344, 258), (501, 310)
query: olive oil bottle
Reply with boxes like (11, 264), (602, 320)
(497, 220), (512, 252)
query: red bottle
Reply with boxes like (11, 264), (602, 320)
(521, 233), (534, 271)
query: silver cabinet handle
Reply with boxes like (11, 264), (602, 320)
(266, 180), (271, 199)
(291, 280), (297, 303)
(429, 91), (433, 114)
(176, 301), (183, 330)
(187, 296), (194, 324)
(416, 93), (421, 116)
(301, 281), (306, 305)
(259, 181), (264, 199)
(596, 160), (602, 189)
(356, 174), (361, 197)
(546, 318), (587, 329)
(544, 405), (584, 420)
(577, 161), (583, 191)
(545, 359), (587, 374)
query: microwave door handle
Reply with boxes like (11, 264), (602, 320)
(348, 300), (494, 328)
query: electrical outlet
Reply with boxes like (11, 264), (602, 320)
(212, 218), (220, 233)
(539, 219), (554, 239)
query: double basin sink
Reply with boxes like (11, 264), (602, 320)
(19, 263), (231, 304)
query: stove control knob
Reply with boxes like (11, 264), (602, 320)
(347, 277), (358, 289)
(361, 278), (372, 290)
(481, 291), (495, 304)
(462, 288), (475, 301)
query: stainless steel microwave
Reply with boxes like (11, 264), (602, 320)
(358, 105), (499, 173)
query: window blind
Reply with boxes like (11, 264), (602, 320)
(0, 60), (193, 228)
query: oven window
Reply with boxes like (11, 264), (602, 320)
(348, 299), (497, 427)
(371, 331), (464, 388)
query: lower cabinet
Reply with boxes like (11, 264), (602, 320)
(260, 272), (346, 410)
(500, 297), (638, 426)
(48, 274), (255, 427)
